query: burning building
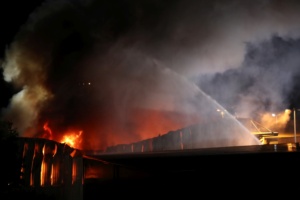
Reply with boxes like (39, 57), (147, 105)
(104, 115), (261, 153)
(1, 137), (83, 200)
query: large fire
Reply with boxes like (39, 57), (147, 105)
(34, 108), (291, 151)
(35, 107), (203, 151)
(60, 130), (83, 148)
(41, 121), (83, 149)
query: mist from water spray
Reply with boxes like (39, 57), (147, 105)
(105, 67), (262, 153)
(4, 0), (300, 149)
(159, 66), (262, 148)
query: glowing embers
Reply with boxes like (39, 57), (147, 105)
(18, 139), (83, 188)
(40, 142), (56, 186)
(30, 143), (43, 186)
(40, 142), (82, 186)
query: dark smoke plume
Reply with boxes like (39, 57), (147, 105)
(197, 36), (300, 120)
(2, 0), (300, 150)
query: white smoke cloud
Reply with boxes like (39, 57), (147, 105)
(2, 0), (300, 149)
(146, 0), (300, 76)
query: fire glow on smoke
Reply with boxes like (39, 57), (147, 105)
(260, 109), (291, 132)
(36, 107), (204, 150)
(42, 121), (83, 149)
(2, 0), (300, 151)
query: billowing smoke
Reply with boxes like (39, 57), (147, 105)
(1, 0), (300, 150)
(197, 36), (300, 121)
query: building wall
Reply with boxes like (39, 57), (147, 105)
(0, 137), (83, 200)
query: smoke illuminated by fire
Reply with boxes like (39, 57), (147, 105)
(260, 109), (292, 132)
(2, 0), (300, 150)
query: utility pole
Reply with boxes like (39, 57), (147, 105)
(293, 108), (300, 149)
(294, 108), (297, 143)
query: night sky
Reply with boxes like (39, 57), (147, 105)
(1, 0), (300, 150)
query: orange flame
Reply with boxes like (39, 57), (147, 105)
(60, 130), (83, 149)
(41, 122), (83, 149)
(42, 122), (53, 140)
